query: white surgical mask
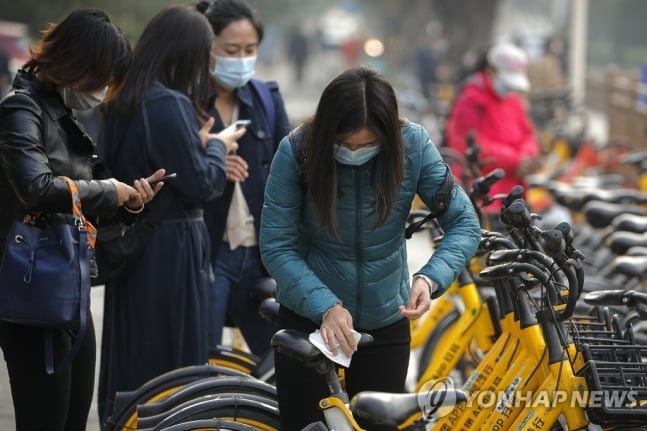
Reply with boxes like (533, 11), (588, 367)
(333, 144), (381, 166)
(211, 55), (256, 89)
(62, 86), (108, 111)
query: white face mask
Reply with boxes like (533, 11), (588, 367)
(63, 86), (108, 111)
(492, 77), (512, 98)
(211, 55), (257, 89)
(333, 144), (381, 166)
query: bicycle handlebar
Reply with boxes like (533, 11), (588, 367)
(471, 168), (505, 199)
(479, 262), (549, 285)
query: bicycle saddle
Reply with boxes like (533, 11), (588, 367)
(250, 277), (276, 301)
(611, 213), (647, 235)
(350, 388), (467, 427)
(583, 289), (647, 319)
(271, 329), (373, 374)
(605, 231), (647, 255)
(610, 255), (647, 279)
(258, 297), (279, 325)
(582, 201), (647, 229)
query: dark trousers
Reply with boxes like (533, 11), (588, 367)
(0, 317), (96, 431)
(275, 306), (411, 431)
(209, 243), (277, 356)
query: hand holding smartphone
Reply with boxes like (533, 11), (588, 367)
(148, 172), (177, 186)
(222, 120), (250, 154)
(232, 119), (251, 130)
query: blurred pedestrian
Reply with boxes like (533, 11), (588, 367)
(288, 25), (309, 84)
(96, 5), (243, 425)
(197, 0), (291, 358)
(445, 42), (542, 230)
(0, 9), (161, 431)
(527, 34), (568, 93)
(260, 66), (481, 430)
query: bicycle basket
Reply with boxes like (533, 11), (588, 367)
(576, 349), (647, 426)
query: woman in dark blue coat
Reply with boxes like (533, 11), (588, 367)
(96, 6), (244, 425)
(198, 0), (291, 357)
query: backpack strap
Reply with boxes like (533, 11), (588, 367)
(288, 128), (307, 189)
(250, 79), (276, 139)
(405, 163), (454, 239)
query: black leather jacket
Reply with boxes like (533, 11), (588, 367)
(0, 70), (118, 259)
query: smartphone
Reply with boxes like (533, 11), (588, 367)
(148, 172), (177, 186)
(232, 119), (251, 130)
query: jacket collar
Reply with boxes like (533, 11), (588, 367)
(208, 80), (255, 112)
(13, 70), (69, 121)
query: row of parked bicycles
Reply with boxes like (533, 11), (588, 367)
(99, 134), (647, 430)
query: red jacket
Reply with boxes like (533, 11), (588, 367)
(445, 71), (540, 211)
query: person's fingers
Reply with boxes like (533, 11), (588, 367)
(321, 327), (338, 355)
(133, 178), (155, 202)
(225, 156), (249, 182)
(227, 155), (249, 171)
(338, 327), (357, 357)
(144, 168), (166, 184)
(200, 116), (215, 135)
(399, 305), (421, 319)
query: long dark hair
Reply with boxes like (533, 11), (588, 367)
(304, 66), (403, 239)
(196, 0), (263, 42)
(105, 5), (213, 120)
(25, 8), (131, 101)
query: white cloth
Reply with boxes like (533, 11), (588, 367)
(223, 181), (256, 249)
(308, 329), (362, 368)
(222, 105), (256, 250)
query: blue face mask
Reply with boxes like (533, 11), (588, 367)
(492, 76), (512, 98)
(334, 144), (381, 166)
(212, 55), (256, 89)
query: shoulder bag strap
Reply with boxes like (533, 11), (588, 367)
(43, 177), (91, 375)
(405, 164), (454, 239)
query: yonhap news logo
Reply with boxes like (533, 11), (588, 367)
(417, 377), (638, 418)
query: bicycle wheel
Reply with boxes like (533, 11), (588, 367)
(159, 418), (258, 431)
(209, 345), (260, 375)
(416, 309), (460, 382)
(138, 393), (281, 431)
(104, 364), (246, 431)
(137, 375), (277, 419)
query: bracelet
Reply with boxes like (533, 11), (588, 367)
(124, 202), (145, 214)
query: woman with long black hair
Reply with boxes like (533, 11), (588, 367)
(260, 66), (481, 430)
(96, 5), (243, 425)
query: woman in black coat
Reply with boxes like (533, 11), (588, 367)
(0, 9), (161, 431)
(97, 5), (243, 426)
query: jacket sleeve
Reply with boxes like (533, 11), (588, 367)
(145, 92), (227, 204)
(0, 91), (117, 215)
(413, 127), (481, 297)
(259, 137), (341, 323)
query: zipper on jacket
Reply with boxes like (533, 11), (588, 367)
(354, 167), (364, 328)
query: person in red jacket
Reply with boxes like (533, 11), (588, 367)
(445, 42), (541, 229)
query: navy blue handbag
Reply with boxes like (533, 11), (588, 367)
(0, 177), (93, 374)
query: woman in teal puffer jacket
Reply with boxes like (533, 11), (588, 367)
(259, 66), (481, 430)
